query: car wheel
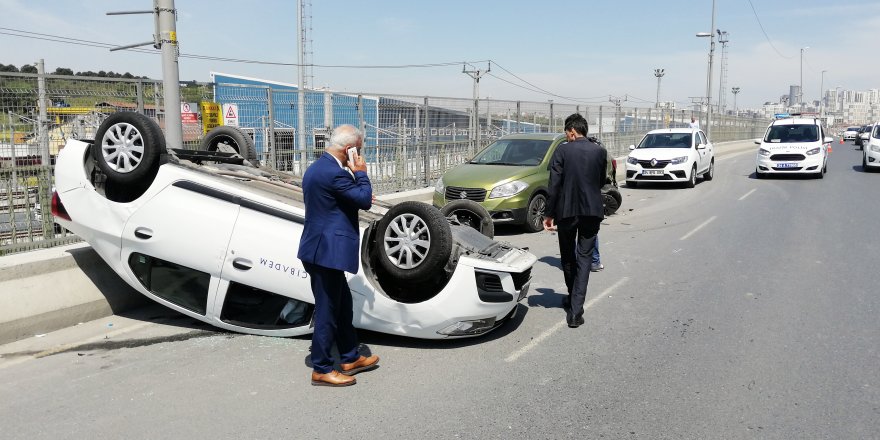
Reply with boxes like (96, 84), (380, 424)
(602, 186), (622, 216)
(686, 165), (697, 188)
(376, 201), (452, 283)
(91, 112), (164, 185)
(755, 168), (764, 179)
(864, 154), (870, 172)
(523, 193), (546, 233)
(703, 159), (715, 181)
(200, 126), (258, 163)
(439, 199), (494, 239)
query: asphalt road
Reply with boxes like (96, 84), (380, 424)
(1, 140), (878, 439)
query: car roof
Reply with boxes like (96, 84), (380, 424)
(770, 118), (820, 126)
(497, 133), (566, 141)
(645, 128), (697, 135)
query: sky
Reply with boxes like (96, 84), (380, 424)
(1, 0), (879, 109)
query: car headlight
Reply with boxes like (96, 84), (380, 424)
(626, 156), (639, 165)
(670, 156), (688, 165)
(805, 147), (821, 155)
(434, 177), (445, 194)
(758, 148), (771, 157)
(489, 180), (529, 199)
(871, 144), (880, 153)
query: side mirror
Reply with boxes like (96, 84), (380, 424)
(824, 136), (833, 143)
(628, 145), (636, 150)
(754, 139), (762, 145)
(697, 144), (706, 150)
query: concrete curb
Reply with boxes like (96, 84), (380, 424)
(0, 139), (758, 346)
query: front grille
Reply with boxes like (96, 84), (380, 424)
(637, 159), (670, 169)
(636, 175), (674, 180)
(511, 268), (531, 291)
(770, 154), (806, 161)
(445, 186), (487, 202)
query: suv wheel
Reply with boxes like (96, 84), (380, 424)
(376, 201), (452, 283)
(523, 193), (546, 233)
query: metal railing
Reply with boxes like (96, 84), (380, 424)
(1, 71), (769, 255)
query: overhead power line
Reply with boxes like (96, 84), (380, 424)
(745, 0), (793, 59)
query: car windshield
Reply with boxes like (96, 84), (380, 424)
(847, 127), (860, 131)
(637, 133), (693, 149)
(763, 124), (819, 143)
(873, 126), (880, 138)
(469, 139), (552, 165)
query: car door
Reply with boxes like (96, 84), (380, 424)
(699, 131), (713, 169)
(213, 200), (315, 336)
(693, 132), (707, 172)
(120, 181), (239, 320)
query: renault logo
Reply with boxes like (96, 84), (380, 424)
(459, 191), (468, 199)
(650, 158), (658, 167)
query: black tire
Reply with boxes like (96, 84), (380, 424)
(686, 165), (697, 188)
(704, 159), (715, 181)
(91, 112), (164, 185)
(626, 180), (638, 188)
(602, 186), (622, 216)
(439, 199), (494, 239)
(376, 201), (452, 283)
(200, 126), (258, 163)
(523, 193), (546, 233)
(755, 168), (763, 179)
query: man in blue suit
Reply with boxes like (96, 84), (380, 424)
(298, 124), (379, 387)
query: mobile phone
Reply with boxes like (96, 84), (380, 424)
(347, 147), (358, 165)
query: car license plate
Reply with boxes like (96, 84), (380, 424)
(642, 170), (664, 176)
(777, 162), (798, 168)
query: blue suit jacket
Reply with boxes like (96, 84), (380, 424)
(297, 153), (372, 273)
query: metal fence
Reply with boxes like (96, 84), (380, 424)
(1, 71), (768, 255)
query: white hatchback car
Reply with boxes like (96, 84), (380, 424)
(755, 117), (832, 179)
(52, 112), (536, 339)
(863, 123), (880, 171)
(625, 128), (715, 188)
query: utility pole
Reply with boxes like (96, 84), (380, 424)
(463, 62), (490, 156)
(799, 46), (810, 106)
(108, 0), (183, 148)
(297, 0), (307, 170)
(716, 30), (729, 115)
(609, 95), (627, 133)
(696, 0), (717, 140)
(819, 70), (827, 118)
(654, 68), (665, 108)
(731, 87), (741, 116)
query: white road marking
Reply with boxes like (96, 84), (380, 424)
(738, 188), (757, 201)
(505, 277), (630, 363)
(679, 216), (717, 241)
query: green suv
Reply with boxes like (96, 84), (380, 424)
(433, 133), (566, 232)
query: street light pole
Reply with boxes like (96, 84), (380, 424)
(819, 69), (827, 117)
(732, 87), (740, 115)
(654, 68), (665, 108)
(799, 46), (809, 106)
(696, 0), (717, 139)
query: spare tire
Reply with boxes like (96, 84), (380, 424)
(376, 201), (452, 283)
(201, 126), (258, 163)
(92, 112), (164, 185)
(602, 185), (622, 216)
(439, 199), (494, 238)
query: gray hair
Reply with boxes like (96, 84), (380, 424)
(328, 124), (363, 151)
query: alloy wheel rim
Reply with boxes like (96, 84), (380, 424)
(100, 122), (144, 173)
(383, 213), (430, 269)
(530, 197), (545, 229)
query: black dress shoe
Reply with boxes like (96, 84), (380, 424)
(568, 315), (585, 328)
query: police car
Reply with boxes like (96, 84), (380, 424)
(755, 116), (832, 179)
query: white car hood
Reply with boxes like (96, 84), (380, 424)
(628, 148), (691, 160)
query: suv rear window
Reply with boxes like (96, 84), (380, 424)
(764, 124), (819, 143)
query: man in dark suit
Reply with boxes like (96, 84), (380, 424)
(543, 114), (608, 328)
(297, 124), (379, 387)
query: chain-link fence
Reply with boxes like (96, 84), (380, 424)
(1, 71), (768, 255)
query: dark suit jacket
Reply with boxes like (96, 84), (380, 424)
(297, 153), (372, 274)
(545, 137), (607, 220)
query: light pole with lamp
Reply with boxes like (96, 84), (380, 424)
(654, 68), (665, 108)
(731, 87), (740, 115)
(799, 46), (809, 106)
(819, 69), (827, 117)
(696, 0), (717, 139)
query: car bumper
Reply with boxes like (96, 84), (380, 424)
(866, 144), (880, 168)
(433, 191), (531, 225)
(625, 162), (692, 183)
(756, 154), (825, 174)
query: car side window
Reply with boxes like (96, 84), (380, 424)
(693, 134), (700, 148)
(699, 132), (708, 145)
(128, 253), (210, 315)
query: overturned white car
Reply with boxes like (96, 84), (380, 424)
(52, 113), (535, 339)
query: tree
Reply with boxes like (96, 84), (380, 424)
(0, 64), (19, 72)
(53, 67), (74, 76)
(20, 64), (37, 73)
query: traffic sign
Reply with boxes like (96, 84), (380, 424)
(200, 101), (222, 134)
(223, 103), (239, 127)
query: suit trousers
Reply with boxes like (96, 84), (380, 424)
(303, 262), (360, 373)
(556, 216), (601, 321)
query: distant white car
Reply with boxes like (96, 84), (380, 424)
(52, 112), (536, 340)
(843, 126), (861, 141)
(755, 117), (832, 179)
(625, 128), (715, 188)
(864, 123), (880, 172)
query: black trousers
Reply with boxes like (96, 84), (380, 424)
(556, 216), (601, 321)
